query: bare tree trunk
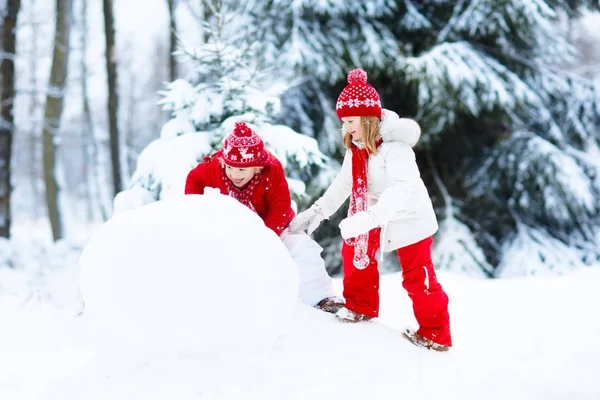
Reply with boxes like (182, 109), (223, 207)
(166, 0), (178, 81)
(27, 0), (42, 219)
(79, 0), (92, 221)
(80, 0), (108, 221)
(102, 0), (122, 197)
(0, 0), (22, 238)
(42, 0), (72, 241)
(122, 51), (136, 178)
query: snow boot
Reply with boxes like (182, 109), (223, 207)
(314, 296), (345, 314)
(401, 328), (450, 352)
(335, 307), (374, 323)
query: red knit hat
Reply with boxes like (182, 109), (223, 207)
(336, 68), (382, 119)
(221, 122), (269, 168)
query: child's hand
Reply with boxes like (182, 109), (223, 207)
(339, 211), (380, 239)
(204, 187), (221, 196)
(289, 205), (324, 235)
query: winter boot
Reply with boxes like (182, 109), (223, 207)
(401, 328), (450, 352)
(314, 296), (345, 314)
(335, 307), (374, 323)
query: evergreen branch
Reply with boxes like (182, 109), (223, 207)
(426, 150), (453, 219)
(436, 0), (468, 44)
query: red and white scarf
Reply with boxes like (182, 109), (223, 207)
(346, 139), (383, 269)
(221, 166), (262, 214)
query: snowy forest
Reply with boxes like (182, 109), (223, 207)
(2, 0), (600, 278)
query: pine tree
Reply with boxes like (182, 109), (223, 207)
(125, 0), (600, 277)
(117, 0), (330, 214)
(397, 1), (600, 277)
(268, 0), (600, 276)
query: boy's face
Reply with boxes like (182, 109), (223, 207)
(224, 164), (259, 187)
(341, 116), (363, 142)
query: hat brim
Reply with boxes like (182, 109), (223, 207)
(216, 149), (277, 168)
(337, 108), (382, 120)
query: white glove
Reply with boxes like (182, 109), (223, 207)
(339, 211), (380, 240)
(289, 204), (325, 235)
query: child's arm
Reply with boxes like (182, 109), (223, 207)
(369, 144), (420, 224)
(263, 164), (294, 236)
(289, 151), (352, 234)
(184, 163), (208, 195)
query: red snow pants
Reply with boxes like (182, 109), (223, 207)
(342, 234), (452, 347)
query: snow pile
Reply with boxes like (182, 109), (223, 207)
(79, 192), (299, 357)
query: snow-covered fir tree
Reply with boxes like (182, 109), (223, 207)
(267, 0), (600, 277)
(394, 0), (600, 277)
(114, 0), (332, 215)
(122, 0), (600, 277)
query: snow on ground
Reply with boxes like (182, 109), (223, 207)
(1, 195), (600, 400)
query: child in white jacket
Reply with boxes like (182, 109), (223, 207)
(289, 69), (452, 352)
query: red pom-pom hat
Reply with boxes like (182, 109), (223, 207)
(221, 122), (271, 168)
(336, 68), (382, 119)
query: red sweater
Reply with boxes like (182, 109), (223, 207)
(184, 154), (295, 236)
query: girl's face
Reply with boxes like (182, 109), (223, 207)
(341, 116), (363, 142)
(224, 164), (260, 187)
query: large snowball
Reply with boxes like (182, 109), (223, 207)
(79, 193), (299, 356)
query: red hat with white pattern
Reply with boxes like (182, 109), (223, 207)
(336, 68), (382, 119)
(221, 122), (269, 168)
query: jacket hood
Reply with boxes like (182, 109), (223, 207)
(379, 109), (421, 148)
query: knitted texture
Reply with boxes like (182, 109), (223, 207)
(336, 68), (382, 119)
(222, 122), (268, 168)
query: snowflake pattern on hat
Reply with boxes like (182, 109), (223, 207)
(336, 68), (382, 119)
(221, 122), (268, 168)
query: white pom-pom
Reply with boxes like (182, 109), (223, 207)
(347, 68), (367, 84)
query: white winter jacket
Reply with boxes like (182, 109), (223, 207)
(314, 109), (438, 252)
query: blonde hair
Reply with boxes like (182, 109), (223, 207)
(342, 116), (381, 155)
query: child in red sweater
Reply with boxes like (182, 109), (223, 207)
(185, 122), (343, 313)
